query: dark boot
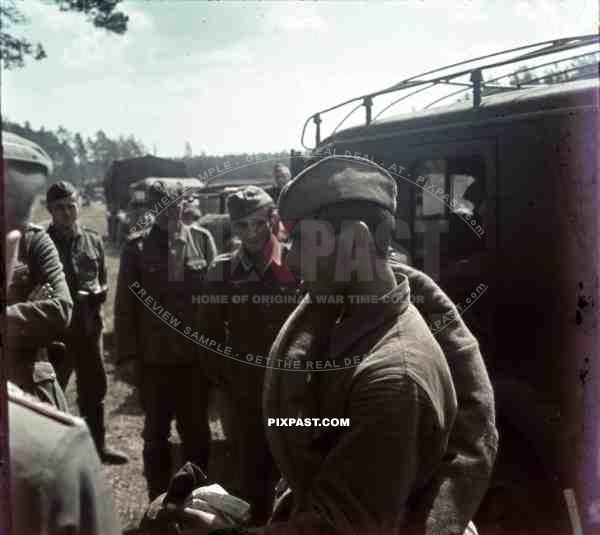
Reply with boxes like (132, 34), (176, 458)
(86, 403), (129, 465)
(143, 441), (173, 501)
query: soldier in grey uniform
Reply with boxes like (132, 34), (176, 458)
(2, 130), (121, 535)
(6, 222), (72, 411)
(2, 133), (73, 412)
(115, 180), (218, 500)
(45, 180), (129, 464)
(199, 186), (302, 524)
(7, 382), (122, 535)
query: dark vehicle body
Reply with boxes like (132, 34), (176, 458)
(104, 155), (188, 242)
(300, 35), (599, 531)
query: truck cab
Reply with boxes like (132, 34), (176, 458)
(297, 34), (599, 532)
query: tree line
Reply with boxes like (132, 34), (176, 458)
(2, 120), (289, 189)
(2, 119), (147, 187)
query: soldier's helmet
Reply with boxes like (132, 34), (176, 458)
(2, 131), (54, 175)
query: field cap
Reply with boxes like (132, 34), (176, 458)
(148, 179), (184, 204)
(278, 155), (397, 221)
(2, 131), (53, 175)
(227, 186), (274, 222)
(46, 181), (78, 204)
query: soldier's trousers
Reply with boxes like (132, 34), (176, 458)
(50, 311), (108, 447)
(227, 391), (279, 525)
(140, 364), (211, 501)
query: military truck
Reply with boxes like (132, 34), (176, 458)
(104, 155), (188, 243)
(297, 34), (599, 532)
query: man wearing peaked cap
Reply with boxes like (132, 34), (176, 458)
(114, 178), (217, 500)
(178, 156), (493, 535)
(2, 130), (54, 173)
(2, 131), (53, 231)
(196, 185), (302, 524)
(3, 132), (73, 412)
(45, 179), (129, 465)
(2, 130), (121, 535)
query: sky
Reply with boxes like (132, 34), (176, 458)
(2, 0), (598, 157)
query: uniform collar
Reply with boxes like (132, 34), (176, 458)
(48, 222), (82, 240)
(326, 275), (411, 360)
(269, 272), (411, 365)
(239, 235), (283, 272)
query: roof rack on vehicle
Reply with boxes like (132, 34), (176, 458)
(301, 34), (599, 149)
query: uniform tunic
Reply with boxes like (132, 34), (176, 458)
(5, 223), (73, 410)
(392, 262), (498, 534)
(145, 263), (496, 534)
(115, 222), (217, 499)
(115, 223), (217, 366)
(8, 382), (121, 535)
(200, 238), (302, 522)
(47, 223), (108, 419)
(261, 272), (460, 535)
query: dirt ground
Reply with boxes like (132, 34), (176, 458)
(30, 198), (233, 532)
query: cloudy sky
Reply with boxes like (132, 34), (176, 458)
(2, 0), (597, 156)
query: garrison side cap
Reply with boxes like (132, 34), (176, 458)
(46, 180), (78, 204)
(2, 131), (54, 175)
(278, 155), (398, 221)
(226, 185), (274, 222)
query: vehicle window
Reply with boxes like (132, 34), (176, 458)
(411, 154), (487, 276)
(449, 155), (486, 215)
(450, 174), (476, 213)
(415, 159), (446, 217)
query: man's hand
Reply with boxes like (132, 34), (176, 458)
(141, 499), (232, 535)
(177, 507), (231, 535)
(28, 282), (54, 301)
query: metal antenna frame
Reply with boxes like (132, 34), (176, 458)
(300, 34), (599, 149)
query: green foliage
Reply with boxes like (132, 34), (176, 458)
(509, 55), (598, 87)
(0, 0), (128, 69)
(2, 119), (145, 187)
(2, 119), (292, 192)
(454, 55), (598, 104)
